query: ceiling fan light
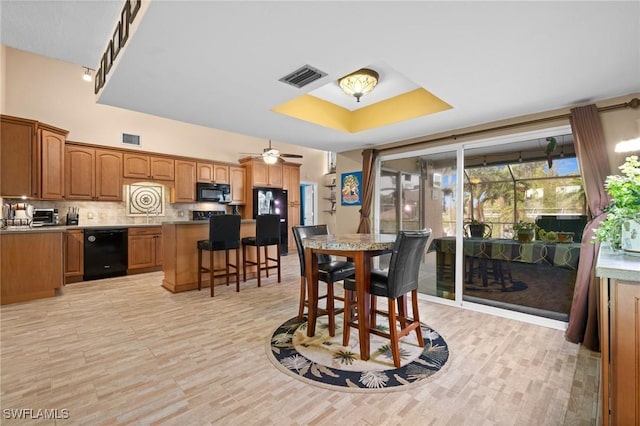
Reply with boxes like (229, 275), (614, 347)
(263, 154), (279, 164)
(338, 68), (379, 102)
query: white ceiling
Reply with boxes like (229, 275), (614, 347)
(1, 1), (639, 154)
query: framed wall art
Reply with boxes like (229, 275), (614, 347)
(112, 22), (122, 61)
(94, 66), (103, 94)
(121, 4), (130, 47)
(129, 0), (141, 23)
(340, 171), (362, 206)
(102, 41), (113, 75)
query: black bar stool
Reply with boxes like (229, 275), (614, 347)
(197, 214), (241, 297)
(242, 214), (281, 287)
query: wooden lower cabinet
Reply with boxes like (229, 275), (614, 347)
(600, 277), (640, 425)
(65, 229), (84, 283)
(128, 227), (163, 273)
(1, 231), (64, 304)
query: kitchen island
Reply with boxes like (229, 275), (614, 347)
(161, 219), (272, 293)
(0, 227), (65, 304)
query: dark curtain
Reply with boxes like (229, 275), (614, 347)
(357, 149), (378, 234)
(565, 104), (611, 352)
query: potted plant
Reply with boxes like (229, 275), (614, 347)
(465, 219), (491, 238)
(513, 221), (537, 243)
(594, 155), (640, 252)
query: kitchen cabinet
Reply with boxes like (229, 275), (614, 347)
(39, 127), (66, 199)
(214, 163), (230, 183)
(1, 230), (64, 304)
(283, 163), (301, 251)
(65, 145), (123, 201)
(124, 153), (174, 181)
(65, 229), (84, 283)
(128, 227), (163, 272)
(1, 115), (36, 197)
(173, 160), (196, 203)
(197, 162), (214, 182)
(241, 157), (283, 188)
(197, 162), (230, 184)
(229, 166), (246, 204)
(596, 248), (640, 426)
(0, 115), (67, 199)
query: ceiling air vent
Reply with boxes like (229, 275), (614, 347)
(279, 65), (327, 88)
(122, 133), (141, 147)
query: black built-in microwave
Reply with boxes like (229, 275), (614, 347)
(196, 182), (231, 203)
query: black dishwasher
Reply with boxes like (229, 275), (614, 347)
(84, 228), (128, 281)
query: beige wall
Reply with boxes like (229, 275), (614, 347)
(1, 46), (336, 224)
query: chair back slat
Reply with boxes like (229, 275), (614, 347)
(255, 214), (281, 245)
(209, 214), (241, 249)
(292, 225), (332, 276)
(387, 229), (432, 298)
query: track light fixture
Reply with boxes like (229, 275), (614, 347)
(82, 67), (93, 82)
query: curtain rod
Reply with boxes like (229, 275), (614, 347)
(376, 97), (640, 154)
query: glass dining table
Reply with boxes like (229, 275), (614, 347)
(302, 233), (396, 360)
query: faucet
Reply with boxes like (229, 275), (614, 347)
(146, 206), (159, 224)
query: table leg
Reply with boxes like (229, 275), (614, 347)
(305, 247), (319, 337)
(354, 251), (371, 360)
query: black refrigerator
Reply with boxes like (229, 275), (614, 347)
(253, 187), (288, 255)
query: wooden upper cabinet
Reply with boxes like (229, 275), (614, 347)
(66, 146), (122, 201)
(38, 127), (66, 200)
(65, 145), (95, 200)
(244, 159), (283, 188)
(124, 154), (174, 181)
(283, 164), (301, 204)
(150, 157), (174, 180)
(173, 160), (196, 203)
(196, 162), (214, 182)
(229, 166), (246, 204)
(213, 164), (229, 183)
(1, 116), (37, 197)
(123, 153), (150, 179)
(251, 161), (269, 187)
(267, 163), (283, 187)
(95, 149), (123, 200)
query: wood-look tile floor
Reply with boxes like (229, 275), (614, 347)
(1, 255), (599, 425)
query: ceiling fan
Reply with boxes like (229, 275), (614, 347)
(241, 140), (303, 164)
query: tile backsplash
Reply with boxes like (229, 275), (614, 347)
(1, 197), (234, 226)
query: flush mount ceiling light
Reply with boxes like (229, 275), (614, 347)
(338, 68), (379, 102)
(82, 67), (93, 82)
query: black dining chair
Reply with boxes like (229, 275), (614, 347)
(343, 228), (431, 368)
(197, 214), (242, 297)
(242, 214), (281, 287)
(292, 225), (356, 336)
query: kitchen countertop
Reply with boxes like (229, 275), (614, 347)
(596, 245), (640, 282)
(0, 220), (256, 234)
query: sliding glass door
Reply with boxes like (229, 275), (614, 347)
(378, 149), (459, 302)
(375, 125), (581, 325)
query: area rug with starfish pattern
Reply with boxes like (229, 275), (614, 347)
(267, 315), (450, 392)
